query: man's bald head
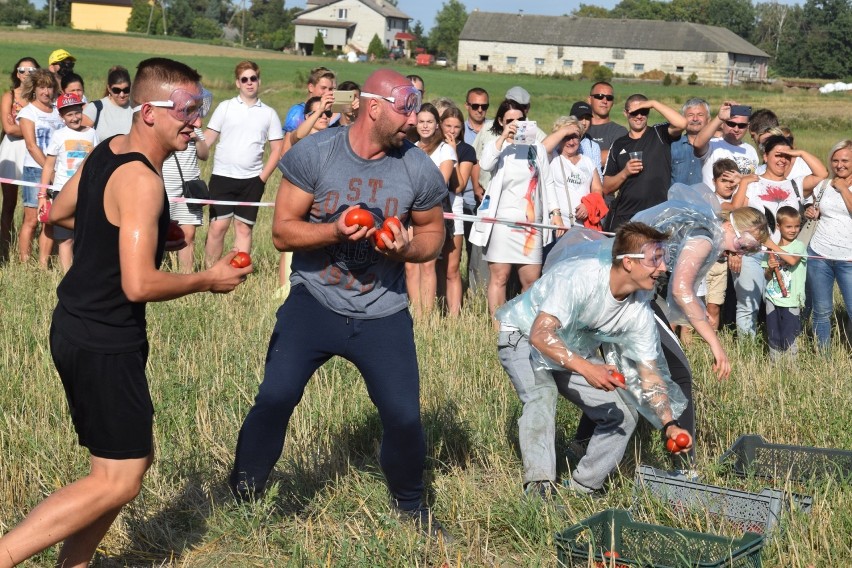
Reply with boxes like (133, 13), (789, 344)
(362, 68), (409, 98)
(131, 57), (202, 111)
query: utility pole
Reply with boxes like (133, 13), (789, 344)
(161, 0), (168, 35)
(240, 0), (246, 47)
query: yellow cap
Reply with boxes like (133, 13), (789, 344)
(48, 49), (75, 65)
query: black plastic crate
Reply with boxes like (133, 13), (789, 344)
(634, 465), (812, 535)
(719, 434), (852, 482)
(555, 509), (764, 567)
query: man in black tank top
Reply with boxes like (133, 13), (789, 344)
(0, 58), (251, 568)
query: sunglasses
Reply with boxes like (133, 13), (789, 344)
(563, 134), (580, 141)
(590, 93), (615, 101)
(628, 108), (650, 117)
(17, 67), (37, 74)
(725, 120), (749, 129)
(240, 75), (258, 84)
(361, 85), (422, 115)
(307, 109), (333, 118)
(503, 116), (526, 125)
(111, 86), (131, 95)
(616, 241), (669, 268)
(467, 103), (489, 111)
(133, 86), (213, 124)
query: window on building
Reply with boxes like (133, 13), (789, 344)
(634, 63), (644, 72)
(507, 56), (517, 64)
(604, 62), (615, 69)
(535, 58), (545, 66)
(676, 65), (684, 73)
(613, 48), (625, 59)
(479, 55), (489, 62)
(563, 59), (573, 67)
(318, 28), (328, 38)
(337, 8), (347, 19)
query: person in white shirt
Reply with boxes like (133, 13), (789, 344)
(203, 60), (283, 266)
(693, 101), (759, 189)
(548, 116), (603, 227)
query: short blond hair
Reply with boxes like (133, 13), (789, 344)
(551, 115), (584, 137)
(728, 207), (770, 243)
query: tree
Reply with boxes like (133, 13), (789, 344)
(0, 0), (42, 26)
(797, 0), (852, 78)
(367, 33), (387, 58)
(428, 0), (467, 60)
(127, 0), (163, 34)
(572, 4), (611, 17)
(411, 20), (427, 51)
(192, 16), (221, 39)
(312, 30), (326, 55)
(610, 0), (669, 20)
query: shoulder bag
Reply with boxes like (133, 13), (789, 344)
(173, 154), (210, 201)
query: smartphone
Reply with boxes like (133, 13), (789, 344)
(331, 90), (354, 112)
(730, 104), (751, 118)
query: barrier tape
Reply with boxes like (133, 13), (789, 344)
(4, 176), (849, 261)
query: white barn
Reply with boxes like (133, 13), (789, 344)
(458, 11), (769, 86)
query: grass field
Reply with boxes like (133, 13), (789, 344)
(1, 29), (852, 567)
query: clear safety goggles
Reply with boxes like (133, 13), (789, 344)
(616, 240), (669, 268)
(360, 85), (422, 115)
(133, 86), (213, 124)
(730, 217), (761, 253)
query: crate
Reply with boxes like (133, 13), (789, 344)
(633, 465), (812, 536)
(719, 434), (852, 483)
(555, 509), (764, 568)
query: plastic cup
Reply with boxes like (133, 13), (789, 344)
(629, 151), (643, 162)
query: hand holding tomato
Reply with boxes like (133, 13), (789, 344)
(209, 249), (252, 293)
(374, 216), (407, 255)
(582, 363), (625, 392)
(336, 205), (376, 243)
(230, 252), (251, 268)
(165, 220), (187, 252)
(665, 427), (693, 454)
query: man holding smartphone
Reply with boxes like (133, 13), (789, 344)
(693, 102), (759, 189)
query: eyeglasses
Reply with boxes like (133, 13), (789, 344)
(725, 120), (749, 129)
(467, 103), (489, 111)
(133, 86), (213, 124)
(730, 217), (761, 253)
(590, 93), (615, 101)
(628, 108), (650, 117)
(616, 241), (669, 268)
(361, 85), (422, 115)
(17, 67), (37, 74)
(239, 75), (258, 84)
(307, 109), (333, 118)
(111, 86), (131, 95)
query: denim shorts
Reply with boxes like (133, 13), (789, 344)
(21, 166), (43, 208)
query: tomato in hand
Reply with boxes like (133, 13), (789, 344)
(230, 252), (252, 268)
(666, 438), (681, 453)
(374, 227), (393, 250)
(383, 216), (402, 232)
(675, 432), (691, 449)
(610, 371), (626, 385)
(345, 207), (374, 229)
(166, 220), (184, 243)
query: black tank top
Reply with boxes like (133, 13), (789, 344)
(53, 137), (169, 353)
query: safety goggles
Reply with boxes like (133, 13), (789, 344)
(730, 217), (761, 253)
(361, 85), (422, 115)
(616, 241), (669, 268)
(133, 87), (213, 124)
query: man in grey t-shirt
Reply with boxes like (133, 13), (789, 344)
(230, 69), (451, 539)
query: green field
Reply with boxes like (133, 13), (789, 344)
(2, 29), (852, 567)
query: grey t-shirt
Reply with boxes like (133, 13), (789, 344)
(586, 121), (628, 155)
(280, 126), (447, 318)
(83, 97), (133, 140)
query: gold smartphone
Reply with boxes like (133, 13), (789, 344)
(331, 90), (355, 112)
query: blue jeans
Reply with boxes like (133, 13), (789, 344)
(733, 254), (765, 336)
(21, 166), (42, 207)
(230, 285), (425, 510)
(807, 248), (852, 349)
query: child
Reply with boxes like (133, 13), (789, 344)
(762, 205), (806, 359)
(38, 92), (98, 272)
(703, 159), (740, 329)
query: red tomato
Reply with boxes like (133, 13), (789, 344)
(383, 216), (402, 232)
(604, 551), (620, 559)
(374, 227), (393, 250)
(666, 438), (681, 453)
(610, 371), (625, 385)
(230, 252), (252, 268)
(166, 221), (184, 243)
(344, 207), (374, 228)
(675, 432), (691, 449)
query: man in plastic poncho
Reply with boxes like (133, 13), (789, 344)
(497, 222), (692, 496)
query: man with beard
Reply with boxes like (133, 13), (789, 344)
(229, 69), (450, 539)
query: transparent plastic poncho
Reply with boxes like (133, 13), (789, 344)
(496, 233), (687, 429)
(631, 183), (726, 327)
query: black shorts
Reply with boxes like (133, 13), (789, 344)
(50, 326), (153, 459)
(208, 174), (266, 224)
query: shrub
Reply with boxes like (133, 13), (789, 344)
(367, 33), (387, 59)
(312, 31), (326, 56)
(688, 72), (699, 85)
(591, 65), (613, 83)
(663, 73), (672, 86)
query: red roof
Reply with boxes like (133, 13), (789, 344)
(394, 32), (415, 41)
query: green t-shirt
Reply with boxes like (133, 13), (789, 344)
(762, 239), (807, 308)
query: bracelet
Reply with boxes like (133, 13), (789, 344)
(549, 209), (561, 218)
(661, 420), (680, 435)
(37, 192), (47, 199)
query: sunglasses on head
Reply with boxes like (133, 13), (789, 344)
(591, 93), (615, 101)
(17, 67), (37, 74)
(725, 120), (749, 129)
(307, 109), (333, 118)
(110, 86), (130, 95)
(616, 241), (669, 269)
(361, 84), (422, 115)
(628, 108), (650, 117)
(467, 102), (489, 111)
(240, 75), (258, 84)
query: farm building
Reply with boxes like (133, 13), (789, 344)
(457, 11), (769, 85)
(70, 0), (132, 33)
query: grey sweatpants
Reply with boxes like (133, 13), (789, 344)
(498, 330), (639, 489)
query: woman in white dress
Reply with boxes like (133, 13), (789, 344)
(548, 116), (603, 227)
(470, 98), (564, 319)
(406, 102), (456, 316)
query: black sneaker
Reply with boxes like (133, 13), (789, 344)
(396, 506), (454, 543)
(523, 480), (559, 500)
